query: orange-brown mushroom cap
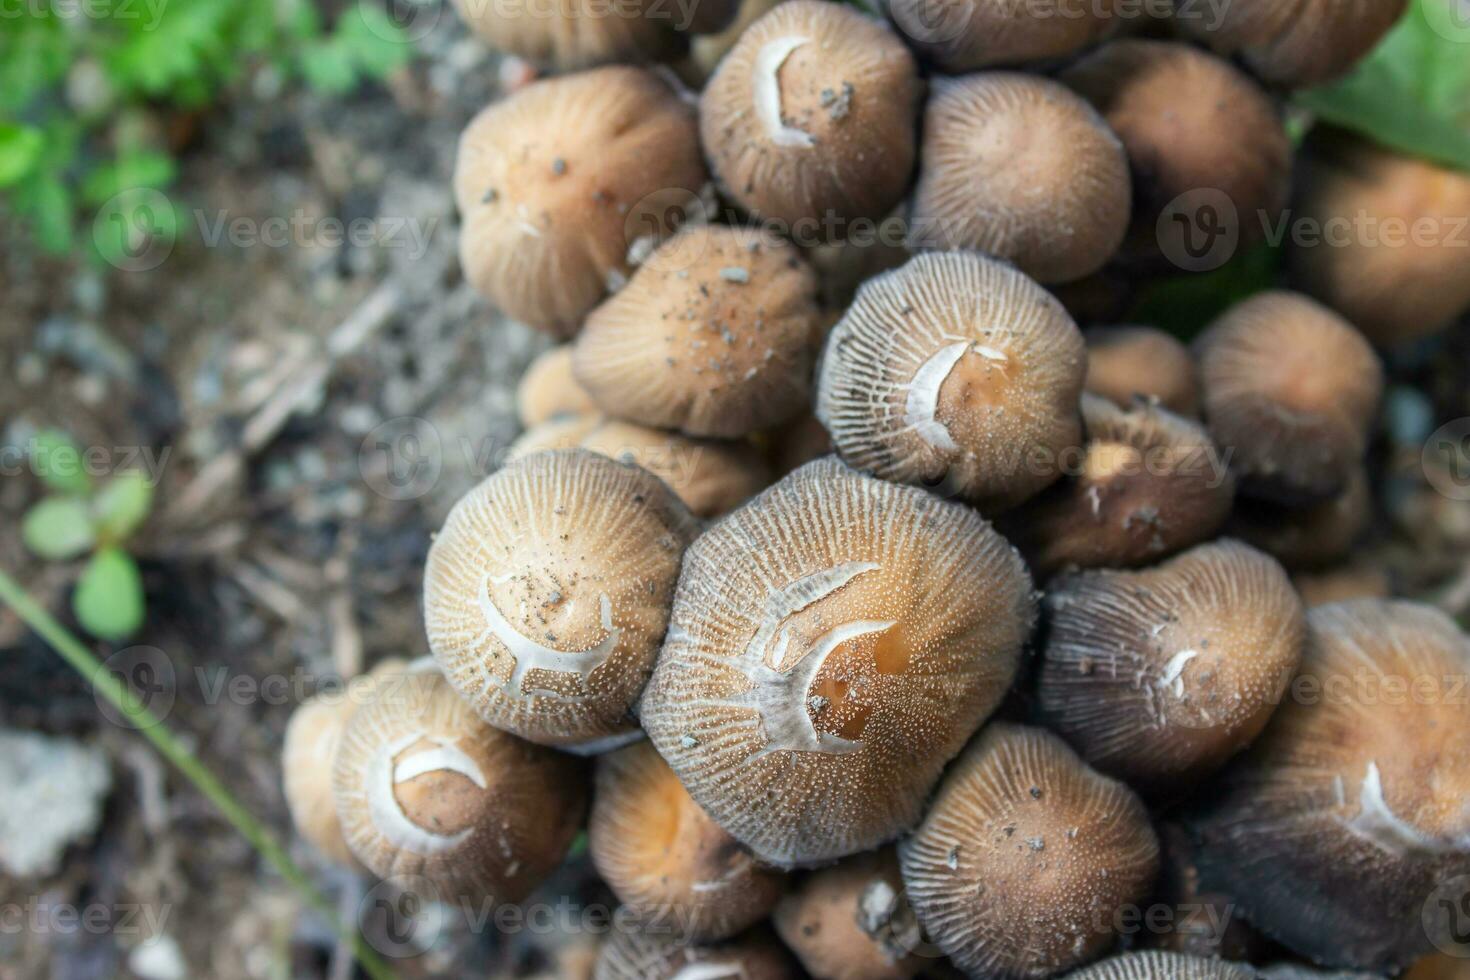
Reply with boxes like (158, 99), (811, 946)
(518, 345), (598, 427)
(640, 456), (1036, 867)
(1084, 326), (1200, 417)
(454, 66), (707, 337)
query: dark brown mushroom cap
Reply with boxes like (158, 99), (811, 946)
(594, 925), (801, 979)
(1037, 540), (1306, 791)
(454, 66), (707, 337)
(1084, 326), (1200, 417)
(424, 450), (699, 749)
(815, 251), (1086, 512)
(899, 723), (1161, 979)
(331, 668), (587, 904)
(1194, 290), (1383, 504)
(699, 0), (921, 235)
(573, 224), (823, 438)
(640, 457), (1035, 867)
(886, 0), (1118, 73)
(1228, 464), (1372, 570)
(1169, 0), (1408, 88)
(1000, 395), (1234, 577)
(772, 848), (924, 980)
(1061, 951), (1260, 980)
(1060, 40), (1291, 268)
(1289, 127), (1470, 347)
(1189, 599), (1470, 970)
(518, 345), (598, 426)
(908, 73), (1131, 284)
(450, 0), (697, 70)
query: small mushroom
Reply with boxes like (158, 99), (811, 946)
(1293, 562), (1391, 607)
(1227, 464), (1373, 570)
(1194, 290), (1382, 504)
(1188, 599), (1470, 970)
(772, 849), (924, 980)
(908, 73), (1131, 284)
(573, 224), (823, 438)
(1061, 951), (1259, 980)
(999, 395), (1234, 577)
(331, 667), (587, 904)
(518, 345), (598, 427)
(594, 924), (800, 979)
(1084, 326), (1199, 416)
(1289, 127), (1470, 347)
(899, 723), (1161, 979)
(508, 416), (771, 518)
(454, 66), (707, 337)
(424, 450), (698, 749)
(815, 251), (1086, 511)
(886, 0), (1118, 73)
(699, 0), (921, 236)
(1037, 540), (1306, 792)
(1170, 0), (1408, 88)
(1060, 40), (1291, 268)
(450, 0), (700, 70)
(640, 457), (1035, 867)
(590, 740), (785, 942)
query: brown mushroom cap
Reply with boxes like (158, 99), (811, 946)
(424, 450), (698, 749)
(1084, 326), (1200, 417)
(518, 345), (599, 426)
(1289, 127), (1470, 347)
(1037, 540), (1306, 791)
(886, 0), (1118, 73)
(594, 925), (801, 979)
(1293, 562), (1392, 607)
(1189, 599), (1470, 970)
(509, 416), (771, 518)
(899, 723), (1161, 979)
(815, 250), (1086, 511)
(999, 395), (1235, 577)
(1061, 951), (1259, 980)
(699, 0), (920, 235)
(1227, 464), (1372, 570)
(1060, 40), (1291, 268)
(450, 0), (708, 71)
(573, 224), (823, 438)
(640, 457), (1035, 867)
(908, 73), (1131, 284)
(590, 740), (786, 942)
(1169, 0), (1408, 88)
(454, 66), (707, 337)
(1194, 290), (1383, 504)
(772, 848), (924, 980)
(331, 668), (586, 904)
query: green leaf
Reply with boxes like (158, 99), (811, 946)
(81, 151), (177, 207)
(93, 471), (154, 544)
(22, 497), (97, 561)
(299, 38), (359, 94)
(1295, 0), (1470, 171)
(1127, 244), (1284, 340)
(73, 547), (146, 642)
(0, 124), (44, 188)
(31, 430), (93, 495)
(22, 174), (75, 254)
(340, 6), (415, 78)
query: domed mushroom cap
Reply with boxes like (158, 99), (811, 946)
(590, 740), (786, 942)
(908, 73), (1131, 284)
(424, 450), (699, 749)
(573, 224), (823, 438)
(1038, 540), (1306, 791)
(772, 849), (924, 980)
(1000, 395), (1234, 577)
(640, 457), (1036, 867)
(1194, 290), (1382, 504)
(331, 668), (587, 904)
(815, 251), (1086, 511)
(452, 0), (686, 70)
(1189, 599), (1470, 970)
(1289, 128), (1470, 347)
(1061, 951), (1259, 980)
(1084, 326), (1200, 417)
(1228, 464), (1372, 570)
(1293, 563), (1391, 608)
(509, 416), (771, 518)
(899, 723), (1161, 979)
(594, 925), (800, 979)
(518, 345), (598, 427)
(1170, 0), (1407, 88)
(454, 67), (707, 337)
(1060, 40), (1291, 268)
(886, 0), (1118, 73)
(699, 0), (920, 235)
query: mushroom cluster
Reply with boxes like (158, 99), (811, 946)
(279, 1), (1470, 976)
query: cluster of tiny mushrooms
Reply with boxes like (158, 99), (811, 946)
(281, 0), (1470, 977)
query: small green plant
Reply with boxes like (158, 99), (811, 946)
(20, 430), (153, 641)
